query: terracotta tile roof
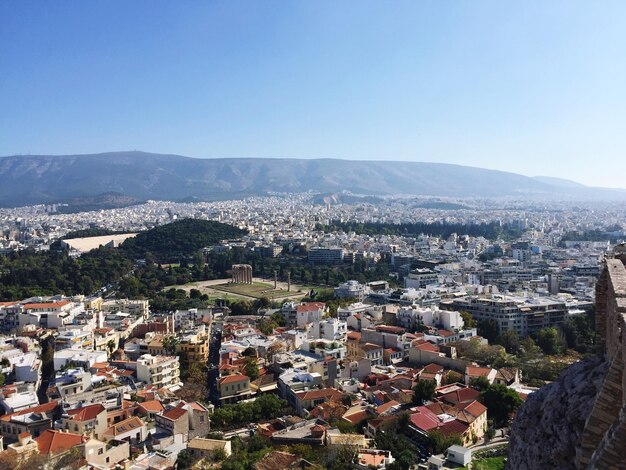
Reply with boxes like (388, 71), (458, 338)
(24, 300), (70, 310)
(219, 374), (249, 385)
(343, 409), (371, 425)
(411, 405), (470, 436)
(91, 362), (109, 369)
(254, 451), (299, 470)
(362, 343), (382, 352)
(137, 400), (164, 413)
(375, 325), (406, 334)
(437, 329), (455, 337)
(295, 388), (344, 401)
(457, 400), (487, 418)
(162, 407), (187, 421)
(105, 416), (145, 437)
(66, 404), (105, 422)
(184, 401), (209, 412)
(36, 429), (84, 455)
(439, 419), (469, 436)
(347, 331), (361, 341)
(440, 388), (481, 405)
(422, 363), (444, 374)
(375, 400), (400, 415)
(1, 400), (58, 421)
(414, 341), (439, 352)
(409, 407), (441, 431)
(466, 366), (494, 377)
(295, 302), (325, 312)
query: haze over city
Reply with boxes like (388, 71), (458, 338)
(2, 1), (626, 187)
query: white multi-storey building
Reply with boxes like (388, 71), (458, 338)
(136, 354), (181, 390)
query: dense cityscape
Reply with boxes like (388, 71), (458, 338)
(0, 193), (622, 469)
(3, 2), (626, 469)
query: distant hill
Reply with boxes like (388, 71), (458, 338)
(120, 218), (246, 262)
(532, 176), (587, 189)
(0, 151), (623, 206)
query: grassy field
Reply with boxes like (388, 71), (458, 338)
(469, 456), (506, 470)
(210, 281), (301, 300)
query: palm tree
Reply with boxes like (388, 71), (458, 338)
(162, 335), (179, 355)
(107, 339), (116, 357)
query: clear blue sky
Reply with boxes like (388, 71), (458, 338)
(1, 1), (625, 187)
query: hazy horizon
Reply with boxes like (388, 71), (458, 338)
(2, 1), (625, 187)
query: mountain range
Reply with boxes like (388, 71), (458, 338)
(0, 151), (623, 207)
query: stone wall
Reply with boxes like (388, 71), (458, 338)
(507, 255), (626, 470)
(577, 258), (626, 470)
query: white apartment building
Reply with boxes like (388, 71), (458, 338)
(19, 300), (84, 329)
(335, 280), (369, 301)
(310, 318), (347, 341)
(404, 268), (439, 289)
(136, 354), (181, 390)
(295, 302), (326, 329)
(101, 299), (149, 318)
(395, 306), (464, 330)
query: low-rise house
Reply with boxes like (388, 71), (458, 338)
(103, 416), (147, 444)
(254, 450), (315, 470)
(0, 401), (58, 442)
(271, 419), (329, 446)
(494, 367), (521, 386)
(4, 432), (39, 460)
(35, 428), (85, 456)
(136, 399), (164, 419)
(84, 438), (130, 469)
(0, 382), (39, 413)
(465, 366), (497, 386)
(218, 374), (251, 404)
(58, 403), (108, 439)
(187, 437), (232, 459)
(355, 449), (395, 470)
(293, 388), (344, 417)
(446, 445), (472, 466)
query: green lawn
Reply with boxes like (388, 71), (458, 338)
(210, 281), (301, 300)
(470, 456), (506, 470)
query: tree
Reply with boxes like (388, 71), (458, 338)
(442, 370), (464, 385)
(428, 428), (462, 453)
(241, 346), (257, 357)
(480, 384), (522, 427)
(460, 310), (477, 329)
(270, 311), (287, 327)
(413, 379), (436, 405)
(162, 335), (179, 355)
(257, 319), (278, 336)
(478, 319), (499, 343)
(536, 327), (565, 355)
(469, 376), (490, 392)
(499, 329), (520, 354)
(106, 339), (116, 357)
(242, 357), (259, 381)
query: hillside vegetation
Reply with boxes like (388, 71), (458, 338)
(121, 218), (246, 262)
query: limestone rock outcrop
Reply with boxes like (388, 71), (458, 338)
(506, 356), (608, 470)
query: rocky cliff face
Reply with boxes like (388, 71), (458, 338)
(506, 356), (608, 470)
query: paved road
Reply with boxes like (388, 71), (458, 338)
(208, 321), (222, 406)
